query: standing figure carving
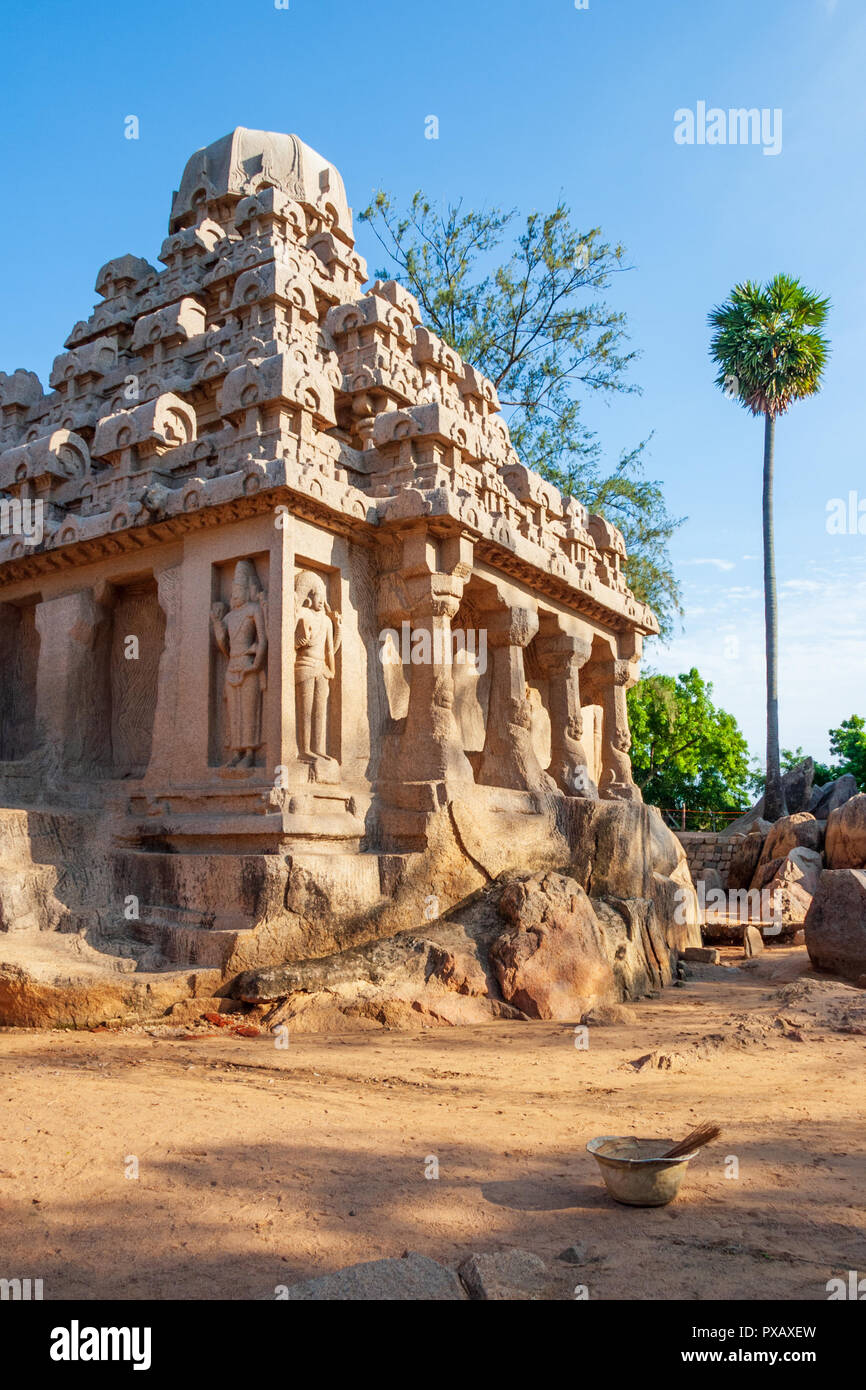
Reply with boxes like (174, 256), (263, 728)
(294, 569), (341, 772)
(210, 559), (268, 770)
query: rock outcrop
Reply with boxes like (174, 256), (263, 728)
(722, 759), (814, 836)
(805, 869), (866, 983)
(808, 774), (859, 821)
(758, 812), (824, 866)
(825, 793), (866, 870)
(693, 775), (862, 963)
(233, 802), (698, 1029)
(490, 873), (617, 1020)
(753, 846), (823, 929)
(727, 830), (766, 891)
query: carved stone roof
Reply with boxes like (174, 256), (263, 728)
(169, 128), (352, 240)
(0, 130), (659, 638)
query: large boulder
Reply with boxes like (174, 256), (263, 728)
(569, 801), (654, 898)
(781, 757), (816, 815)
(232, 800), (700, 1031)
(649, 872), (700, 954)
(569, 801), (685, 897)
(722, 759), (814, 835)
(752, 847), (823, 928)
(808, 774), (858, 820)
(727, 830), (766, 891)
(825, 793), (866, 869)
(805, 869), (866, 982)
(490, 872), (617, 1020)
(759, 812), (824, 866)
(592, 895), (672, 996)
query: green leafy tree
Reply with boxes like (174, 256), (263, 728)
(814, 716), (866, 787)
(709, 275), (830, 821)
(359, 191), (683, 635)
(627, 669), (752, 827)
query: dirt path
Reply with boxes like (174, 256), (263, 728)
(2, 947), (864, 1300)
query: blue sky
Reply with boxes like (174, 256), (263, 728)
(2, 0), (863, 763)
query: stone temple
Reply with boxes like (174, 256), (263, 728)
(0, 130), (697, 1026)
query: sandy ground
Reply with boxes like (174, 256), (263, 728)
(1, 945), (864, 1301)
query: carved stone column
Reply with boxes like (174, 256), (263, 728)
(477, 604), (551, 795)
(387, 526), (475, 788)
(399, 574), (474, 785)
(597, 657), (642, 802)
(34, 589), (111, 774)
(536, 630), (598, 798)
(143, 565), (181, 785)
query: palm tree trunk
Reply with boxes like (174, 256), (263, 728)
(762, 411), (786, 821)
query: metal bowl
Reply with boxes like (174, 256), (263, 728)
(586, 1136), (698, 1207)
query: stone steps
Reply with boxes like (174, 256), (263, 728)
(122, 846), (403, 971)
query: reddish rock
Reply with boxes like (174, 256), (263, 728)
(490, 872), (616, 1021)
(759, 812), (823, 866)
(825, 794), (866, 869)
(426, 944), (488, 997)
(727, 831), (765, 891)
(751, 847), (823, 926)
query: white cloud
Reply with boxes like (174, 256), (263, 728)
(681, 557), (736, 571)
(646, 555), (866, 762)
(781, 578), (823, 593)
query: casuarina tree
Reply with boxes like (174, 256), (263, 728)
(360, 191), (683, 636)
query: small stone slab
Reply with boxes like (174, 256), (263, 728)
(743, 925), (764, 957)
(681, 963), (740, 982)
(458, 1249), (550, 1300)
(557, 1244), (588, 1265)
(280, 1251), (465, 1301)
(682, 946), (721, 964)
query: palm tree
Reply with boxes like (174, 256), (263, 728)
(709, 275), (830, 822)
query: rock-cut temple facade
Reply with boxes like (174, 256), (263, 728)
(0, 130), (671, 1006)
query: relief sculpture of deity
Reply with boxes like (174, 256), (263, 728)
(294, 569), (341, 778)
(210, 559), (268, 771)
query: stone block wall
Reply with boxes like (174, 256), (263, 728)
(676, 831), (739, 885)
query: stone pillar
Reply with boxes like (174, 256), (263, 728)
(477, 604), (551, 795)
(143, 565), (181, 785)
(399, 574), (474, 785)
(387, 526), (475, 789)
(536, 630), (598, 798)
(34, 589), (111, 773)
(597, 658), (641, 802)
